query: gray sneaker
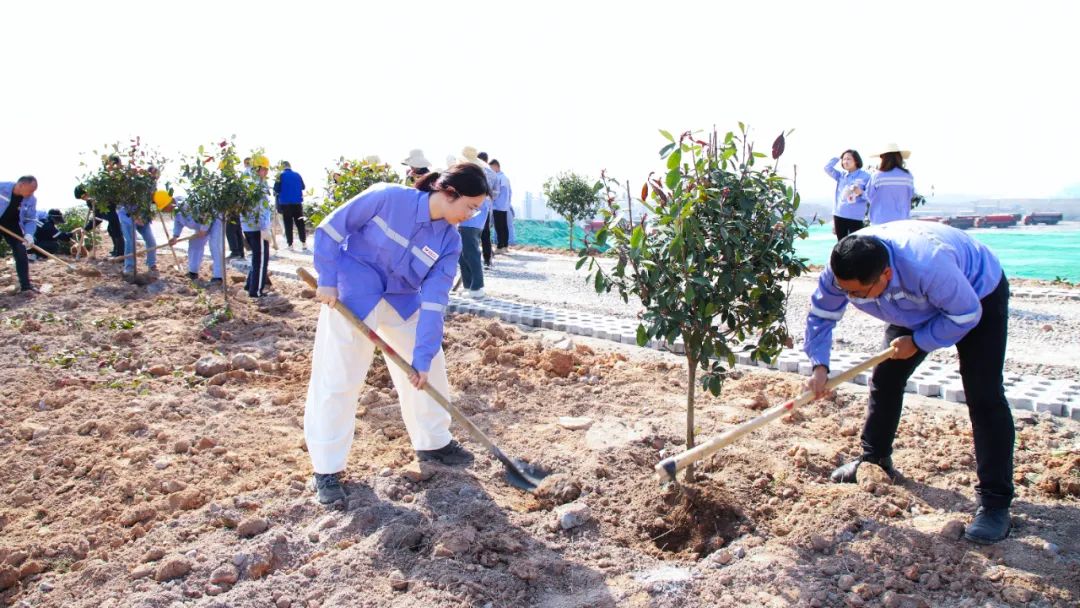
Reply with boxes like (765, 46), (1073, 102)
(312, 472), (346, 504)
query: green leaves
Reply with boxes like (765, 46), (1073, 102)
(544, 172), (603, 250)
(574, 123), (811, 448)
(666, 149), (682, 171)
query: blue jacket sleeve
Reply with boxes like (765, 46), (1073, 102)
(912, 257), (983, 352)
(21, 195), (39, 236)
(313, 185), (384, 288)
(804, 269), (849, 370)
(172, 215), (184, 238)
(866, 171), (880, 202)
(411, 233), (462, 372)
(823, 157), (842, 182)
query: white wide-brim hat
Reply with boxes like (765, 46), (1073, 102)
(402, 149), (431, 169)
(459, 145), (490, 168)
(875, 143), (911, 159)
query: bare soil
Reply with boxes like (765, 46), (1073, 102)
(1, 258), (1078, 607)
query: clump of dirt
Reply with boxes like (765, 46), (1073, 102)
(641, 484), (746, 557)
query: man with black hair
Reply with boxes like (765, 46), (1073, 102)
(489, 159), (512, 251)
(33, 209), (75, 255)
(477, 151), (495, 266)
(0, 176), (40, 292)
(804, 220), (1014, 544)
(75, 184), (124, 256)
(273, 161), (308, 251)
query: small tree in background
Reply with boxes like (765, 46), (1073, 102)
(305, 157), (402, 227)
(544, 172), (602, 250)
(81, 138), (166, 277)
(581, 125), (810, 481)
(178, 138), (265, 314)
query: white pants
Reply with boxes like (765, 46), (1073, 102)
(304, 300), (453, 474)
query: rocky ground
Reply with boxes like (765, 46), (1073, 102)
(0, 256), (1078, 608)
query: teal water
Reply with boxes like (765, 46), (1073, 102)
(512, 219), (1080, 282)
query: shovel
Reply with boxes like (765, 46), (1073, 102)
(0, 224), (102, 277)
(108, 233), (198, 261)
(655, 347), (898, 482)
(297, 267), (549, 491)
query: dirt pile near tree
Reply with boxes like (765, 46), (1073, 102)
(0, 259), (1078, 607)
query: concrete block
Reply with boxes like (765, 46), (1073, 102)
(1033, 401), (1064, 416)
(798, 362), (813, 376)
(778, 360), (800, 373)
(1068, 404), (1080, 421)
(916, 382), (941, 397)
(944, 386), (966, 403)
(1006, 392), (1034, 411)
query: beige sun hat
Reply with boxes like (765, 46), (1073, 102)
(459, 146), (490, 168)
(402, 149), (432, 169)
(363, 155), (382, 165)
(875, 143), (911, 159)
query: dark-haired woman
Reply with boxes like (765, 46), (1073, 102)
(304, 163), (491, 504)
(857, 144), (914, 225)
(824, 150), (871, 240)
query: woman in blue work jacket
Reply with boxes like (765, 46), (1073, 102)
(305, 162), (490, 504)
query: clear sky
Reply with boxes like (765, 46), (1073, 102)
(4, 0), (1078, 211)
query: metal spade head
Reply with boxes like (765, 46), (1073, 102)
(504, 458), (551, 492)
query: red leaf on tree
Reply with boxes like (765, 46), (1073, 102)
(771, 133), (786, 160)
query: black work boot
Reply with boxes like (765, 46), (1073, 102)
(312, 472), (346, 504)
(187, 272), (200, 280)
(416, 440), (474, 466)
(830, 455), (899, 483)
(964, 506), (1011, 544)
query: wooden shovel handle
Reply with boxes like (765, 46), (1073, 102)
(655, 347), (897, 481)
(0, 224), (76, 270)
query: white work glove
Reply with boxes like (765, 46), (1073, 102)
(315, 286), (338, 307)
(23, 234), (34, 247)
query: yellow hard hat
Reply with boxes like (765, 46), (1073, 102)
(252, 155), (271, 169)
(153, 190), (173, 210)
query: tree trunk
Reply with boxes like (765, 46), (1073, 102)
(129, 219), (137, 282)
(221, 214), (229, 311)
(684, 355), (696, 483)
(568, 216), (574, 251)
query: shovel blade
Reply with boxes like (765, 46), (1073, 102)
(503, 458), (551, 492)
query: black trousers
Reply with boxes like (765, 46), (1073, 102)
(103, 209), (124, 256)
(493, 210), (510, 249)
(861, 275), (1013, 509)
(244, 232), (270, 297)
(480, 212), (493, 265)
(279, 205), (306, 246)
(834, 216), (865, 240)
(227, 220), (246, 257)
(0, 221), (31, 290)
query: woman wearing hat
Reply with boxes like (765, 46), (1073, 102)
(402, 149), (432, 185)
(855, 144), (914, 225)
(824, 150), (871, 240)
(304, 163), (490, 504)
